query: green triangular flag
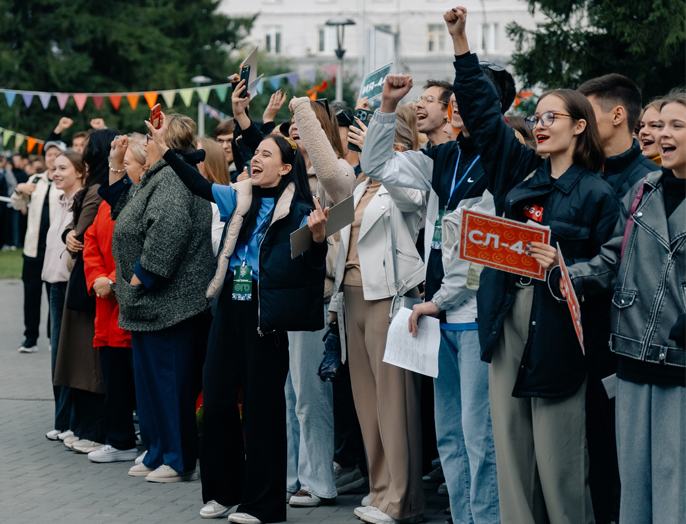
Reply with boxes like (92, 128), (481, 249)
(162, 90), (176, 108)
(14, 133), (25, 148)
(197, 87), (211, 104)
(214, 85), (229, 103)
(179, 89), (194, 107)
(3, 129), (14, 147)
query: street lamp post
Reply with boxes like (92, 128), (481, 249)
(191, 75), (212, 137)
(325, 18), (356, 103)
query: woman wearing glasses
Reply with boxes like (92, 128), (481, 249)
(445, 7), (619, 524)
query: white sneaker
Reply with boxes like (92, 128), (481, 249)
(145, 464), (198, 483)
(360, 506), (424, 524)
(199, 500), (230, 519)
(18, 344), (38, 353)
(64, 435), (80, 449)
(46, 429), (63, 441)
(72, 440), (104, 454)
(88, 445), (138, 463)
(361, 494), (371, 506)
(228, 513), (262, 524)
(286, 491), (295, 504)
(355, 506), (374, 519)
(128, 463), (154, 477)
(135, 450), (147, 465)
(289, 490), (324, 507)
(334, 462), (365, 493)
(57, 430), (74, 440)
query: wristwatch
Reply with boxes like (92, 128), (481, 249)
(109, 279), (116, 293)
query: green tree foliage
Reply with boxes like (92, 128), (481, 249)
(0, 0), (255, 145)
(507, 0), (685, 101)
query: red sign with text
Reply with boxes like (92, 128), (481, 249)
(557, 243), (585, 354)
(459, 210), (551, 281)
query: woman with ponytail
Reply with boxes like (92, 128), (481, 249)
(145, 113), (328, 524)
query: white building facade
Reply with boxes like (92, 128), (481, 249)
(219, 0), (545, 99)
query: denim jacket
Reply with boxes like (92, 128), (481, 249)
(563, 170), (686, 368)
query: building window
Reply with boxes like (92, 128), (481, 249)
(318, 26), (337, 53)
(265, 25), (282, 54)
(480, 23), (499, 53)
(427, 24), (446, 53)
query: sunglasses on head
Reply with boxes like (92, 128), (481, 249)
(479, 61), (506, 72)
(313, 98), (331, 116)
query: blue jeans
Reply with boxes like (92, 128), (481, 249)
(285, 304), (336, 499)
(616, 378), (685, 524)
(434, 329), (499, 524)
(49, 282), (73, 431)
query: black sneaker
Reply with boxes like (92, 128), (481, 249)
(18, 340), (38, 353)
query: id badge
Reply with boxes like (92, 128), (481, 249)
(430, 210), (447, 250)
(232, 265), (253, 301)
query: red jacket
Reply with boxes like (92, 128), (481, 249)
(83, 201), (131, 348)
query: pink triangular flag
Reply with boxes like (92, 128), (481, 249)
(92, 96), (104, 110)
(73, 93), (88, 111)
(56, 93), (69, 110)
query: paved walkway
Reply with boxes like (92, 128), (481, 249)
(0, 279), (449, 523)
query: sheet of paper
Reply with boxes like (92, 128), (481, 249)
(601, 373), (617, 399)
(248, 74), (264, 99)
(290, 194), (355, 259)
(383, 307), (441, 378)
(0, 196), (11, 203)
(241, 47), (259, 85)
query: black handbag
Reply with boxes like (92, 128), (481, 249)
(66, 255), (96, 312)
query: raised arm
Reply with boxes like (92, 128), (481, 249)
(445, 7), (541, 213)
(291, 97), (354, 205)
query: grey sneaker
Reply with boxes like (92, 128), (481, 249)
(334, 462), (365, 494)
(64, 435), (80, 449)
(199, 500), (231, 518)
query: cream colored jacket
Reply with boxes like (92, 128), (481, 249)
(11, 171), (63, 258)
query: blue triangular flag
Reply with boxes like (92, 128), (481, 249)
(286, 73), (299, 89)
(39, 93), (52, 109)
(269, 76), (282, 91)
(256, 79), (264, 95)
(304, 69), (316, 83)
(22, 93), (34, 108)
(4, 91), (16, 107)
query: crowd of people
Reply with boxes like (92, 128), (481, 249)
(4, 6), (684, 524)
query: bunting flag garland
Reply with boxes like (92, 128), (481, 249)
(144, 92), (158, 108)
(73, 93), (88, 111)
(22, 93), (34, 108)
(39, 92), (51, 109)
(109, 94), (122, 110)
(0, 63), (340, 115)
(56, 93), (69, 110)
(204, 103), (230, 121)
(306, 79), (329, 100)
(5, 91), (16, 107)
(179, 89), (194, 107)
(126, 94), (140, 110)
(161, 90), (176, 108)
(0, 125), (44, 152)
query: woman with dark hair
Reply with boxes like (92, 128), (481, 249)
(444, 7), (619, 523)
(101, 115), (214, 483)
(145, 113), (328, 524)
(54, 128), (119, 455)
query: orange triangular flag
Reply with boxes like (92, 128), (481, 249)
(27, 136), (37, 153)
(109, 94), (122, 110)
(126, 94), (139, 110)
(144, 92), (158, 108)
(73, 93), (88, 111)
(37, 142), (44, 155)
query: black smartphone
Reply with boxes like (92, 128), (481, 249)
(347, 108), (373, 153)
(239, 64), (251, 98)
(31, 176), (41, 184)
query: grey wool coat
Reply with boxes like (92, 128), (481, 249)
(110, 156), (214, 332)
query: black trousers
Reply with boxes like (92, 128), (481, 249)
(71, 388), (105, 443)
(333, 359), (367, 475)
(587, 347), (620, 524)
(200, 280), (289, 523)
(22, 256), (50, 345)
(420, 375), (438, 475)
(99, 346), (137, 451)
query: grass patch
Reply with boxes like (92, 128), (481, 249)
(0, 248), (23, 279)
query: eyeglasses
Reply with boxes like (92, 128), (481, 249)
(525, 112), (572, 130)
(412, 95), (448, 107)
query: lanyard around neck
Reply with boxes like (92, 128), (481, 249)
(447, 150), (481, 208)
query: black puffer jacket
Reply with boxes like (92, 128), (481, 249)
(453, 52), (620, 398)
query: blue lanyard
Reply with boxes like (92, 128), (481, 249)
(447, 151), (481, 208)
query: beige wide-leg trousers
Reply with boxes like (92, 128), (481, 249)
(344, 285), (424, 520)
